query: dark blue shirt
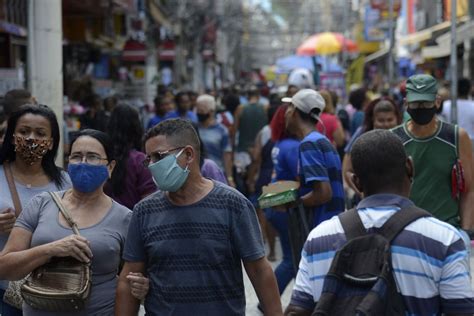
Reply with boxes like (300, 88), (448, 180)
(147, 115), (166, 130)
(298, 131), (344, 227)
(272, 138), (300, 181)
(123, 181), (265, 316)
(164, 110), (198, 123)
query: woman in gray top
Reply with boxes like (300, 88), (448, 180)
(0, 104), (72, 315)
(0, 129), (147, 315)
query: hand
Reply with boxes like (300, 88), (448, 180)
(0, 209), (16, 234)
(126, 272), (150, 300)
(49, 235), (92, 263)
(246, 180), (256, 194)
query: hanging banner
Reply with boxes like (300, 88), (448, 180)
(319, 72), (346, 100)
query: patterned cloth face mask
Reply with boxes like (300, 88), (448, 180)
(14, 135), (51, 165)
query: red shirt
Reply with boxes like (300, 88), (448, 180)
(316, 113), (340, 145)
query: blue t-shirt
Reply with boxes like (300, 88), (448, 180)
(350, 110), (365, 135)
(164, 110), (198, 123)
(344, 126), (364, 153)
(123, 181), (265, 316)
(272, 138), (299, 181)
(298, 131), (344, 227)
(198, 123), (231, 171)
(147, 114), (166, 129)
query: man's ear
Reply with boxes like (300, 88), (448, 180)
(435, 95), (441, 110)
(351, 173), (363, 194)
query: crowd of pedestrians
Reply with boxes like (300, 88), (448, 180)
(0, 73), (473, 315)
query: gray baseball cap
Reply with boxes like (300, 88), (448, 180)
(282, 89), (325, 119)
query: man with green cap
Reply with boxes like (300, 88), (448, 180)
(392, 74), (474, 238)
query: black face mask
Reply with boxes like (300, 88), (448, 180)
(197, 113), (210, 122)
(407, 107), (436, 125)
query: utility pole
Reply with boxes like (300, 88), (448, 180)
(387, 0), (395, 90)
(174, 0), (186, 88)
(342, 0), (350, 68)
(27, 0), (63, 165)
(450, 0), (458, 124)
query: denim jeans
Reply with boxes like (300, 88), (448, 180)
(0, 289), (22, 316)
(266, 209), (296, 295)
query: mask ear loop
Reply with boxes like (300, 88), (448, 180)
(176, 147), (190, 171)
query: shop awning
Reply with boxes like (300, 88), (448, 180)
(399, 21), (451, 46)
(122, 40), (146, 62)
(422, 20), (474, 59)
(364, 46), (389, 63)
(399, 16), (468, 46)
(147, 0), (171, 29)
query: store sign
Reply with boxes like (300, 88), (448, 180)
(319, 72), (346, 99)
(370, 0), (401, 11)
(0, 68), (24, 95)
(364, 4), (398, 42)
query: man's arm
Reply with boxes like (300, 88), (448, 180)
(458, 128), (474, 230)
(223, 151), (236, 187)
(115, 261), (146, 316)
(233, 105), (243, 147)
(300, 180), (332, 208)
(284, 304), (313, 316)
(244, 257), (283, 316)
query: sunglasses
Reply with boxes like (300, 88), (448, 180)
(143, 146), (185, 167)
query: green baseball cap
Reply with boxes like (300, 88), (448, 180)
(406, 74), (438, 102)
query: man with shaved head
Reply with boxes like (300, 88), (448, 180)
(116, 118), (282, 315)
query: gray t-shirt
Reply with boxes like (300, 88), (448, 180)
(15, 191), (132, 316)
(123, 181), (265, 316)
(0, 166), (71, 290)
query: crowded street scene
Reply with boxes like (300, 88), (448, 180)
(2, 0), (474, 315)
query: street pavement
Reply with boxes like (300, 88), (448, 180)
(140, 239), (474, 315)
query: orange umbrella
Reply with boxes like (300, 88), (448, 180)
(297, 32), (358, 56)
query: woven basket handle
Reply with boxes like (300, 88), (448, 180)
(49, 191), (81, 236)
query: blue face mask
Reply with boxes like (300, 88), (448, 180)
(148, 148), (189, 192)
(68, 163), (109, 193)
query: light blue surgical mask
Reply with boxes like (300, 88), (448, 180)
(148, 148), (189, 192)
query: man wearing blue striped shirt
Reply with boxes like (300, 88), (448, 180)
(284, 89), (345, 228)
(285, 130), (474, 316)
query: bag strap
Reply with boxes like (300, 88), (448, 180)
(378, 205), (430, 242)
(338, 208), (366, 240)
(49, 191), (81, 236)
(3, 161), (22, 217)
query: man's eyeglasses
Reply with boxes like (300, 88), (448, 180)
(143, 147), (185, 167)
(68, 153), (108, 165)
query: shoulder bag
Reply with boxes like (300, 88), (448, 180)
(20, 191), (92, 312)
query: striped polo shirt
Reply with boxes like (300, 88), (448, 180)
(298, 131), (344, 227)
(290, 194), (474, 315)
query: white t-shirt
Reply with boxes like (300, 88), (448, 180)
(442, 99), (474, 140)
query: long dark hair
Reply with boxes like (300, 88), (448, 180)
(106, 104), (143, 195)
(0, 104), (65, 188)
(363, 97), (402, 132)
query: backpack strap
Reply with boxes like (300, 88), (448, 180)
(338, 208), (367, 240)
(378, 205), (430, 242)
